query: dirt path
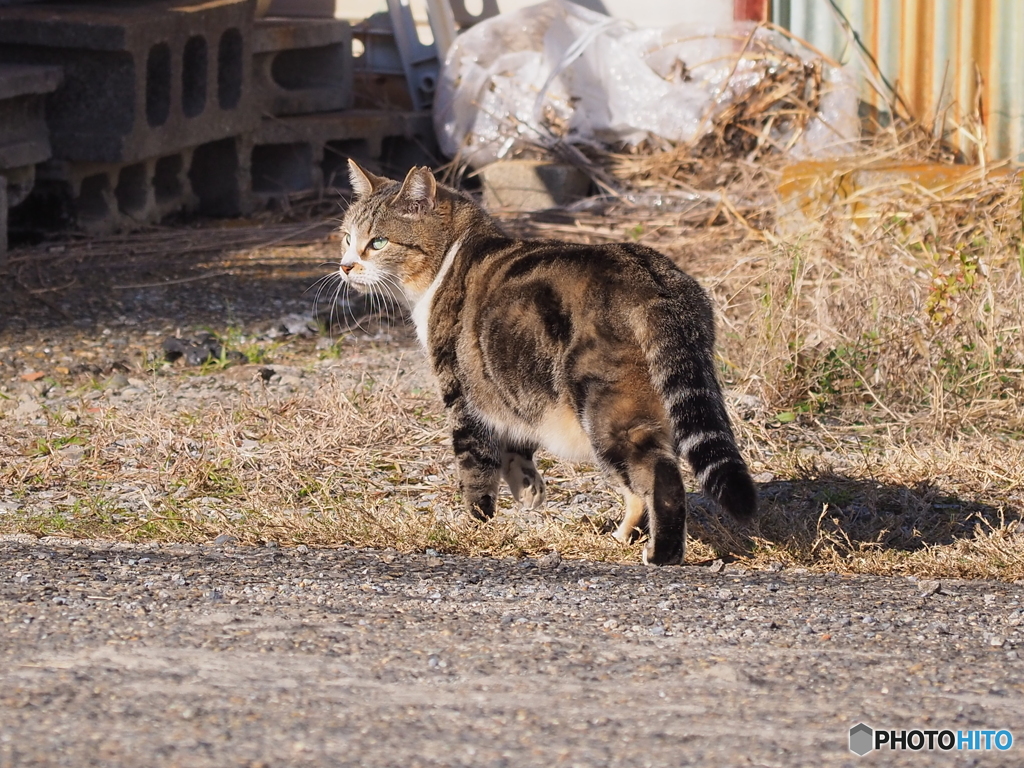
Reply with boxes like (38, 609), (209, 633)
(2, 537), (1022, 767)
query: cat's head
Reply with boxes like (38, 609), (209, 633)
(338, 161), (462, 303)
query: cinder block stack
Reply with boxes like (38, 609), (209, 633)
(0, 62), (61, 259)
(0, 0), (438, 240)
(249, 9), (435, 207)
(0, 0), (257, 232)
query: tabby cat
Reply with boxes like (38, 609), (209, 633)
(336, 160), (757, 565)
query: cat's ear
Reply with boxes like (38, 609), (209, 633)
(394, 166), (437, 217)
(347, 159), (386, 197)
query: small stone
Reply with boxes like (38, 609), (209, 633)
(12, 399), (42, 419)
(212, 534), (238, 547)
(0, 500), (24, 515)
(729, 393), (763, 420)
(537, 550), (561, 569)
(708, 559), (725, 573)
(58, 444), (85, 465)
(918, 580), (941, 597)
(989, 636), (1006, 648)
(104, 373), (130, 392)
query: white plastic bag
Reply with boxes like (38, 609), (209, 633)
(434, 0), (857, 167)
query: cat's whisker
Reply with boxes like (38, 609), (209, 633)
(305, 271), (337, 297)
(315, 272), (345, 338)
(311, 273), (335, 331)
(341, 279), (365, 336)
(326, 272), (352, 336)
(328, 277), (345, 340)
(375, 274), (406, 330)
(312, 276), (340, 331)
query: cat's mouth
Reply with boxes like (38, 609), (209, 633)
(339, 266), (374, 293)
(342, 275), (372, 293)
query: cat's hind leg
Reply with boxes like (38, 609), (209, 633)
(612, 489), (647, 544)
(501, 445), (546, 510)
(582, 380), (686, 565)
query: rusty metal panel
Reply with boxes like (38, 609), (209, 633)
(773, 0), (1024, 162)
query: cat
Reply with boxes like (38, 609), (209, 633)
(335, 160), (757, 565)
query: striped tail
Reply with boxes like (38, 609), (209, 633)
(635, 297), (758, 523)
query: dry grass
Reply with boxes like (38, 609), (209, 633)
(3, 172), (1022, 578)
(715, 167), (1024, 434)
(2, 360), (1023, 580)
(2, 79), (1023, 578)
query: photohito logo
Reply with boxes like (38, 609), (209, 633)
(849, 723), (1013, 755)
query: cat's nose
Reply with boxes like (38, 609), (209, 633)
(340, 263), (354, 275)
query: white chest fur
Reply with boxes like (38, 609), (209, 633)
(411, 237), (462, 348)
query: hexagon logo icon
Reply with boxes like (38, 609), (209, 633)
(849, 723), (874, 756)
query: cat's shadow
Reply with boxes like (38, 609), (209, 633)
(682, 471), (1018, 563)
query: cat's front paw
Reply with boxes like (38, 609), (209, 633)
(503, 453), (546, 510)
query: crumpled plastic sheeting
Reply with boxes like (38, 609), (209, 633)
(434, 0), (858, 168)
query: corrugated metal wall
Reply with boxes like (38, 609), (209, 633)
(773, 0), (1024, 162)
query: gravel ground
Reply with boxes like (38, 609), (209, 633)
(2, 537), (1023, 767)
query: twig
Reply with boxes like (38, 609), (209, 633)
(112, 271), (234, 290)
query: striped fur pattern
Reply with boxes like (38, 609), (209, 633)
(336, 161), (757, 565)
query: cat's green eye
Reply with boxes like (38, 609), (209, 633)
(370, 236), (389, 250)
(343, 232), (351, 247)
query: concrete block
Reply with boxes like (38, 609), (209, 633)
(253, 17), (353, 116)
(0, 0), (258, 165)
(189, 135), (252, 218)
(250, 108), (436, 204)
(478, 160), (591, 212)
(32, 152), (192, 234)
(3, 164), (37, 209)
(263, 0), (355, 17)
(22, 133), (252, 234)
(0, 63), (61, 172)
(349, 12), (415, 110)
